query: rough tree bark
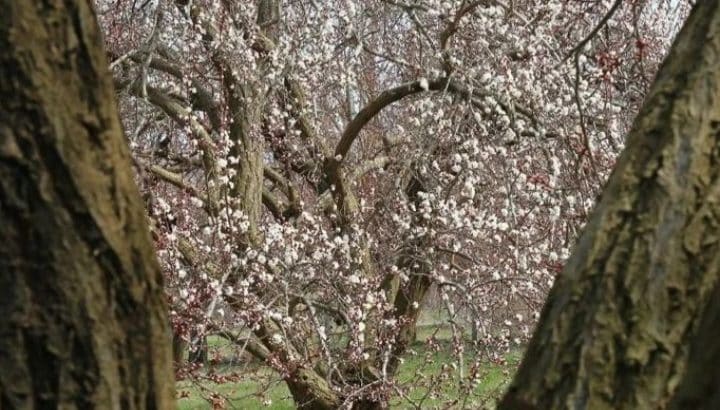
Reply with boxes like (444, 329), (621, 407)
(500, 2), (720, 409)
(0, 1), (175, 408)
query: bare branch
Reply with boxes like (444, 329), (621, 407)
(214, 330), (271, 361)
(334, 77), (540, 161)
(146, 163), (199, 196)
(558, 0), (624, 67)
(439, 0), (493, 73)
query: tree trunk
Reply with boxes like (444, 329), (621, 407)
(189, 335), (208, 365)
(500, 2), (720, 409)
(172, 332), (188, 365)
(667, 278), (720, 410)
(284, 368), (341, 410)
(0, 1), (175, 408)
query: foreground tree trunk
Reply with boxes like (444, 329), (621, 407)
(501, 2), (720, 409)
(0, 1), (175, 408)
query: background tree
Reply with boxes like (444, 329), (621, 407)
(99, 0), (687, 408)
(0, 0), (175, 408)
(501, 1), (720, 408)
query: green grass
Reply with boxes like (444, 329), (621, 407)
(177, 374), (293, 409)
(178, 328), (521, 409)
(391, 347), (520, 409)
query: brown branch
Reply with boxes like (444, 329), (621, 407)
(262, 188), (291, 220)
(131, 49), (222, 130)
(146, 163), (199, 196)
(214, 330), (271, 361)
(334, 78), (447, 160)
(559, 0), (624, 66)
(263, 166), (302, 219)
(118, 80), (220, 212)
(439, 0), (493, 73)
(352, 156), (390, 181)
(288, 295), (350, 326)
(284, 78), (331, 156)
(334, 77), (539, 161)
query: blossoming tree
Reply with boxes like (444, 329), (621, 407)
(99, 0), (686, 407)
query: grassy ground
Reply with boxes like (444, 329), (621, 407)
(177, 326), (520, 409)
(177, 374), (292, 410)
